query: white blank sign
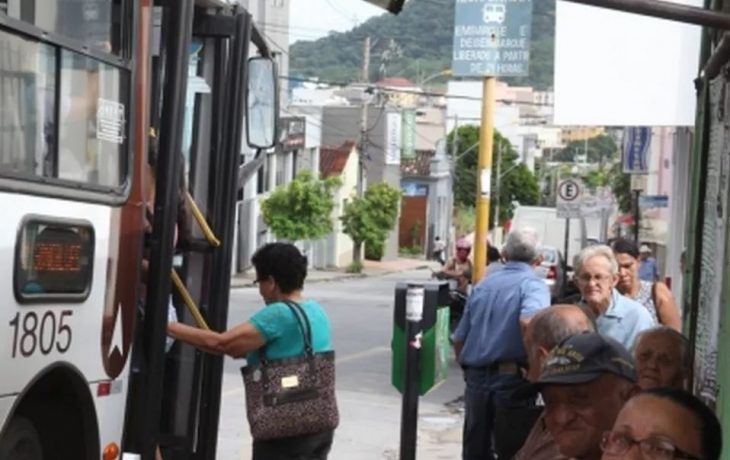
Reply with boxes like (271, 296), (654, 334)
(554, 0), (702, 127)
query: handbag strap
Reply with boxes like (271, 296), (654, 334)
(258, 300), (314, 365)
(282, 300), (314, 355)
(651, 282), (663, 324)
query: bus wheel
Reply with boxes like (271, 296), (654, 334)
(0, 417), (43, 460)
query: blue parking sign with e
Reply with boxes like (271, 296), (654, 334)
(623, 127), (651, 174)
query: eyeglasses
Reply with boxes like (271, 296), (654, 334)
(600, 431), (701, 460)
(577, 273), (612, 284)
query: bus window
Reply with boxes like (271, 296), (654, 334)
(1, 0), (121, 55)
(58, 50), (128, 186)
(0, 30), (56, 177)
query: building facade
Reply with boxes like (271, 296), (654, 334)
(321, 105), (403, 261)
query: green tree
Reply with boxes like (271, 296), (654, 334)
(610, 162), (633, 213)
(448, 126), (541, 226)
(261, 170), (341, 242)
(553, 135), (618, 164)
(341, 182), (401, 267)
(582, 168), (611, 191)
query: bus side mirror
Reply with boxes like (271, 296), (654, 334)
(245, 56), (279, 149)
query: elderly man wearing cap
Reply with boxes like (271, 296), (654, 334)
(511, 305), (595, 460)
(638, 244), (660, 282)
(516, 332), (640, 460)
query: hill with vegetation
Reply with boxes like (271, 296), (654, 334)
(289, 0), (555, 90)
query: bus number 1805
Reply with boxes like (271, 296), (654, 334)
(8, 310), (73, 358)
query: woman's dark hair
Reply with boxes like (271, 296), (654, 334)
(611, 237), (640, 259)
(487, 244), (501, 264)
(251, 243), (307, 294)
(642, 387), (723, 460)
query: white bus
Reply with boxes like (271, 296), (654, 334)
(0, 2), (278, 459)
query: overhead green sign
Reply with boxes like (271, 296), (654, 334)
(402, 110), (416, 160)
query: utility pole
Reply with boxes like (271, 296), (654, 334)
(473, 77), (496, 283)
(448, 115), (459, 260)
(493, 141), (503, 231)
(353, 36), (370, 266)
(358, 36), (370, 200)
(451, 115), (460, 158)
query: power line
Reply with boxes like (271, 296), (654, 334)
(259, 19), (445, 46)
(324, 0), (360, 26)
(280, 106), (387, 152)
(367, 104), (385, 132)
(259, 21), (337, 33)
(282, 75), (554, 107)
(280, 106), (364, 145)
(258, 29), (289, 57)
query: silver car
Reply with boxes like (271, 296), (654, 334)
(534, 246), (566, 301)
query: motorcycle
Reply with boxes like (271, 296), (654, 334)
(431, 272), (470, 331)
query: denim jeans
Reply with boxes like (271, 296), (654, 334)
(462, 367), (530, 460)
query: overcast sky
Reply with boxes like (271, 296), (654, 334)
(288, 0), (383, 44)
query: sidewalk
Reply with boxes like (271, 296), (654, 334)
(230, 258), (440, 288)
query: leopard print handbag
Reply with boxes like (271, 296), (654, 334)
(241, 301), (339, 440)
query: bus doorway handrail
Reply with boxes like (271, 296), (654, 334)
(185, 191), (222, 247)
(171, 269), (210, 330)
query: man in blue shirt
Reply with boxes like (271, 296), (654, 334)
(453, 228), (550, 460)
(638, 244), (659, 281)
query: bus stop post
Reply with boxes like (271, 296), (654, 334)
(400, 284), (424, 460)
(392, 281), (450, 459)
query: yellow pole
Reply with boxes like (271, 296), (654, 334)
(473, 76), (496, 283)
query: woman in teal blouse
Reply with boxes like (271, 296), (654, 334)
(168, 242), (334, 459)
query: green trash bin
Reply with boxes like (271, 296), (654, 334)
(391, 281), (451, 396)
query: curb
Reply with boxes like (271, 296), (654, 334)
(230, 272), (366, 289)
(230, 264), (432, 289)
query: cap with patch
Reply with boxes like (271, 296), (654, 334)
(639, 244), (651, 253)
(515, 332), (637, 398)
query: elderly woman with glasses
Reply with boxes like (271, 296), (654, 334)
(601, 388), (722, 460)
(574, 245), (656, 349)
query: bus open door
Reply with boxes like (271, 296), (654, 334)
(122, 2), (278, 460)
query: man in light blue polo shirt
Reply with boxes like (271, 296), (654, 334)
(452, 228), (550, 460)
(575, 245), (656, 348)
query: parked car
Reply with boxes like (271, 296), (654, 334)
(535, 246), (566, 301)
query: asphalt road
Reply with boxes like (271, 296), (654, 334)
(216, 269), (465, 460)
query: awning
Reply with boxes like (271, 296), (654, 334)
(361, 0), (406, 14)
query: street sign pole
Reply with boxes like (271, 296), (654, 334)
(474, 77), (496, 283)
(452, 0), (533, 281)
(563, 218), (570, 286)
(633, 189), (642, 244)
